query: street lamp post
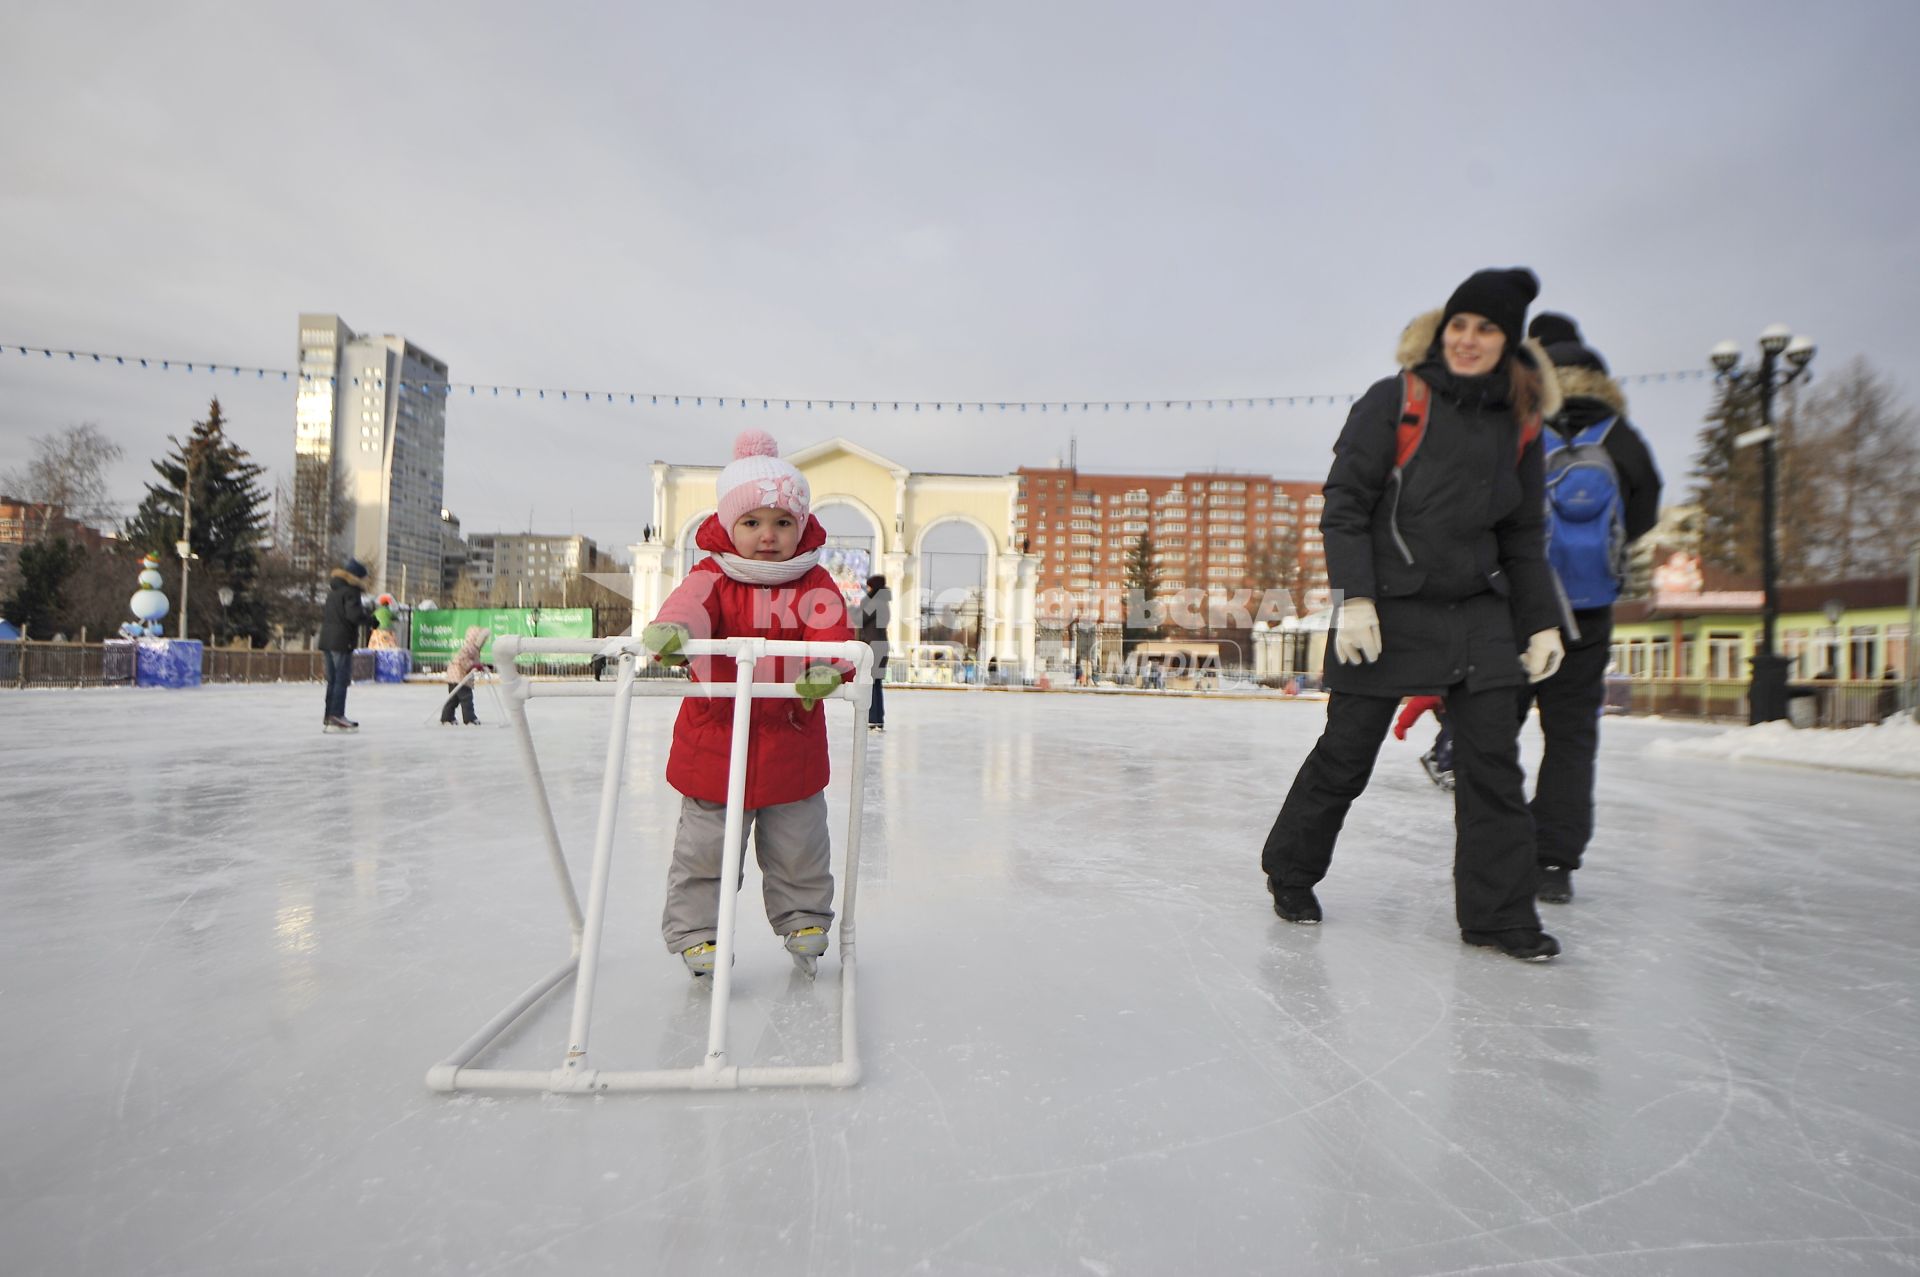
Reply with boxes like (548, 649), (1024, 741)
(176, 443), (197, 640)
(1710, 324), (1816, 723)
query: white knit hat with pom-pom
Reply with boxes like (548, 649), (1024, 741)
(716, 430), (810, 529)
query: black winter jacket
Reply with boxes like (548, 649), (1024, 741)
(319, 568), (374, 652)
(856, 578), (891, 666)
(1320, 310), (1563, 698)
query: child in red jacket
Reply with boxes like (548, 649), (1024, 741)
(1393, 695), (1454, 791)
(644, 431), (855, 976)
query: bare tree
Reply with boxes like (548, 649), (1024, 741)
(0, 423), (126, 536)
(287, 452), (352, 579)
(1794, 359), (1920, 578)
(1246, 519), (1305, 613)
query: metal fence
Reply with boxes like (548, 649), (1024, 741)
(1610, 677), (1908, 727)
(0, 640), (330, 690)
(204, 648), (328, 684)
(0, 641), (113, 689)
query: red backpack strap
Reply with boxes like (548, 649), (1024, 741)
(1395, 371), (1429, 470)
(1515, 413), (1542, 463)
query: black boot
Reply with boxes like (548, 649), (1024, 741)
(1461, 929), (1560, 961)
(1537, 865), (1574, 905)
(1268, 878), (1322, 925)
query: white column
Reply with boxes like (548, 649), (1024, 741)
(629, 541), (670, 634)
(1014, 553), (1041, 678)
(979, 549), (1002, 668)
(882, 550), (908, 678)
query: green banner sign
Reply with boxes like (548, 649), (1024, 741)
(408, 607), (595, 665)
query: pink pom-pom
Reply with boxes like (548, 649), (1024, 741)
(733, 429), (780, 460)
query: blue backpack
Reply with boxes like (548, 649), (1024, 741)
(1544, 418), (1627, 610)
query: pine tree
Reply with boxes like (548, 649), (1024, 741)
(1690, 381), (1763, 578)
(1692, 378), (1830, 585)
(123, 399), (272, 645)
(2, 538), (82, 639)
(1122, 530), (1161, 653)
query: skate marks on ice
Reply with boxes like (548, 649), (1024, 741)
(3, 685), (1920, 1273)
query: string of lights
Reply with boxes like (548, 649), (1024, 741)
(6, 342), (1715, 414)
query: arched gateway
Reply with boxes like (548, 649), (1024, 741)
(628, 438), (1043, 678)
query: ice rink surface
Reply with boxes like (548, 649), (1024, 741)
(4, 681), (1918, 1276)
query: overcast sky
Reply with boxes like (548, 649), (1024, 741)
(3, 0), (1916, 560)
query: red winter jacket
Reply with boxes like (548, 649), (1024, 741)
(1392, 695), (1445, 740)
(652, 513), (855, 808)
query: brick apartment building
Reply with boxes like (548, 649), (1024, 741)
(0, 497), (114, 595)
(1013, 467), (1329, 624)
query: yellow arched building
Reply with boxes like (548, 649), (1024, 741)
(628, 438), (1044, 677)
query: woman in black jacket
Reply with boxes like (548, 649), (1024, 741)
(1260, 268), (1568, 961)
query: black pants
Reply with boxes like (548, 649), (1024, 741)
(1516, 632), (1611, 870)
(323, 649), (352, 720)
(868, 671), (885, 726)
(441, 681), (478, 724)
(1262, 686), (1542, 933)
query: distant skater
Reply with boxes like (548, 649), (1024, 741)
(1259, 268), (1568, 961)
(440, 625), (491, 725)
(319, 558), (374, 732)
(1393, 695), (1454, 791)
(858, 573), (891, 732)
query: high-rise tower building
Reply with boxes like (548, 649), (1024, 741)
(291, 313), (448, 598)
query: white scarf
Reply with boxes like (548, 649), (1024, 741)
(712, 549), (820, 586)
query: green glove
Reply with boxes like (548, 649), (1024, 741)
(641, 621), (691, 666)
(794, 665), (844, 710)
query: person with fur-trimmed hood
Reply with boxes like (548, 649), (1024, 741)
(319, 557), (375, 731)
(1519, 313), (1662, 905)
(1260, 267), (1567, 961)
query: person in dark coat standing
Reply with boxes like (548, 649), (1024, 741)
(857, 573), (891, 732)
(1518, 314), (1662, 904)
(319, 558), (375, 730)
(1261, 268), (1568, 961)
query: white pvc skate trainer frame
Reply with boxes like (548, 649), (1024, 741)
(426, 634), (873, 1094)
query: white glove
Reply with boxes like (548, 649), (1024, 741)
(1333, 598), (1382, 665)
(1523, 629), (1565, 683)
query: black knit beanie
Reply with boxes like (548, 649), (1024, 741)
(1527, 312), (1610, 374)
(1441, 268), (1540, 353)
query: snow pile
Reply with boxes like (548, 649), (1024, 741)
(1645, 713), (1920, 779)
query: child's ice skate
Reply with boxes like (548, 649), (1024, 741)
(1419, 749), (1455, 791)
(680, 941), (719, 978)
(784, 926), (828, 977)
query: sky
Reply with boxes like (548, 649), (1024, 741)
(3, 0), (1917, 561)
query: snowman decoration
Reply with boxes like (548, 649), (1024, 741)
(123, 554), (171, 638)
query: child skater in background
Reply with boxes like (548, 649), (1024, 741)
(1392, 695), (1454, 790)
(643, 431), (855, 977)
(440, 625), (491, 725)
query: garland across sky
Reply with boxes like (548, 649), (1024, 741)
(6, 342), (1714, 414)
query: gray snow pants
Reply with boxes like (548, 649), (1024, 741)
(661, 791), (835, 953)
